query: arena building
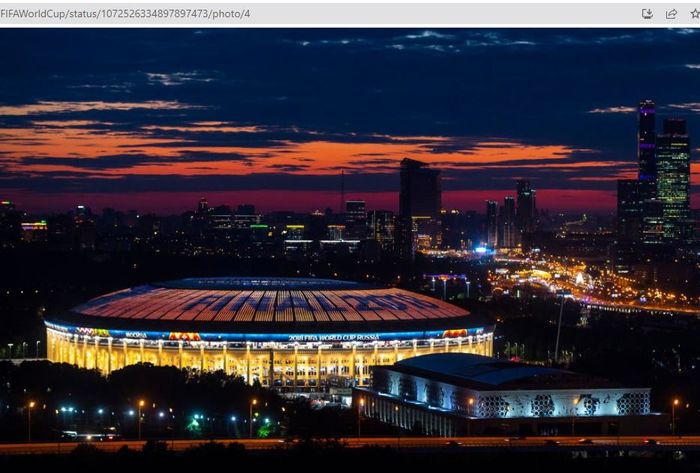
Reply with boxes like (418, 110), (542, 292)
(354, 353), (665, 436)
(45, 277), (494, 388)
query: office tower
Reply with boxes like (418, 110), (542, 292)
(656, 118), (691, 242)
(441, 209), (469, 250)
(397, 158), (442, 258)
(486, 200), (498, 248)
(638, 100), (657, 194)
(74, 205), (95, 250)
(367, 210), (395, 251)
(641, 199), (665, 246)
(399, 158), (442, 217)
(345, 200), (367, 240)
(516, 179), (537, 233)
(614, 179), (643, 273)
(616, 179), (643, 242)
(500, 196), (517, 248)
(305, 210), (326, 242)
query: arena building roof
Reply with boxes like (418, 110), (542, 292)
(386, 353), (621, 390)
(48, 277), (489, 334)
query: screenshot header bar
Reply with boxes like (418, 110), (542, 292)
(2, 3), (700, 26)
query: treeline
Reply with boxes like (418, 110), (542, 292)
(0, 440), (697, 471)
(0, 361), (281, 441)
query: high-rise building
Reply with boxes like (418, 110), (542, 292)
(616, 179), (643, 242)
(306, 210), (327, 241)
(345, 200), (367, 240)
(516, 179), (537, 239)
(441, 209), (477, 250)
(399, 158), (442, 218)
(641, 199), (665, 246)
(486, 200), (498, 248)
(638, 100), (657, 193)
(635, 100), (668, 247)
(367, 210), (395, 251)
(615, 179), (643, 273)
(656, 118), (691, 242)
(500, 197), (517, 248)
(397, 158), (442, 258)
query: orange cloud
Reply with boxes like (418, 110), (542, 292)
(1, 117), (599, 179)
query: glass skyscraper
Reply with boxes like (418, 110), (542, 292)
(638, 100), (657, 191)
(516, 179), (537, 234)
(397, 158), (442, 258)
(656, 118), (691, 242)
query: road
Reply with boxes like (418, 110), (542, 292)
(2, 436), (700, 455)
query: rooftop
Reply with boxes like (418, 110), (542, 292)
(50, 277), (487, 333)
(389, 353), (621, 390)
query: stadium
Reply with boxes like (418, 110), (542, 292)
(45, 277), (494, 388)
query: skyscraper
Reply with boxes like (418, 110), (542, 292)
(486, 200), (498, 248)
(516, 179), (537, 234)
(397, 158), (442, 258)
(616, 179), (643, 242)
(638, 100), (657, 193)
(656, 118), (691, 242)
(367, 210), (395, 251)
(636, 100), (666, 246)
(399, 158), (442, 218)
(500, 196), (517, 248)
(345, 200), (367, 240)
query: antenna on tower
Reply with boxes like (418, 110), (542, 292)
(340, 170), (345, 212)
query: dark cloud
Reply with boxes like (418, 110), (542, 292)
(19, 151), (255, 170)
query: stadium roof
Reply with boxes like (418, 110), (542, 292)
(388, 353), (620, 390)
(50, 277), (490, 334)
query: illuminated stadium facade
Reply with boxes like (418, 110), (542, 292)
(354, 354), (663, 436)
(45, 277), (494, 388)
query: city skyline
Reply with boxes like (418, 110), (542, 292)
(1, 28), (699, 214)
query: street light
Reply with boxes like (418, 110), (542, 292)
(572, 398), (580, 436)
(249, 399), (257, 439)
(467, 397), (475, 436)
(35, 340), (40, 358)
(357, 398), (365, 438)
(138, 400), (145, 441)
(27, 401), (35, 442)
(672, 398), (680, 436)
(394, 405), (400, 448)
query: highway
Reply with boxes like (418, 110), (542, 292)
(2, 436), (700, 455)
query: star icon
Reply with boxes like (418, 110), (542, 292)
(691, 8), (700, 19)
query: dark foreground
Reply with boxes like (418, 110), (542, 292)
(2, 439), (700, 472)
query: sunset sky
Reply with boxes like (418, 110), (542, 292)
(0, 28), (699, 215)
